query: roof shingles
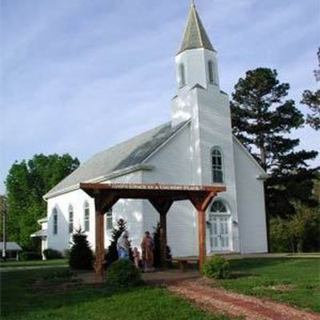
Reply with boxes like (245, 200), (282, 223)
(45, 121), (188, 198)
(178, 4), (215, 54)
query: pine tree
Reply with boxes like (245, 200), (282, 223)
(301, 48), (320, 130)
(231, 68), (318, 218)
(69, 229), (94, 270)
(301, 89), (320, 130)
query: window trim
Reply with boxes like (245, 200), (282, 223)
(178, 63), (186, 88)
(68, 205), (74, 234)
(84, 201), (90, 232)
(210, 199), (229, 214)
(211, 146), (224, 183)
(105, 209), (113, 231)
(208, 60), (214, 84)
(52, 207), (58, 235)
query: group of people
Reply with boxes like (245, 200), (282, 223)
(116, 231), (155, 272)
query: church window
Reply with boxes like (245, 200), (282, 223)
(106, 209), (113, 231)
(211, 148), (224, 183)
(84, 201), (90, 232)
(68, 205), (74, 234)
(208, 60), (214, 84)
(179, 63), (186, 87)
(53, 207), (58, 235)
(210, 200), (227, 213)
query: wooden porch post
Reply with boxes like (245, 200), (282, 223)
(159, 212), (167, 268)
(94, 198), (105, 281)
(197, 209), (206, 271)
(189, 191), (217, 272)
(149, 198), (172, 268)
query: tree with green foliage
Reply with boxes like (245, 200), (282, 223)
(301, 48), (320, 130)
(270, 202), (319, 253)
(5, 154), (79, 249)
(231, 68), (318, 219)
(69, 229), (94, 270)
(301, 89), (320, 130)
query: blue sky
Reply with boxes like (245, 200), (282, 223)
(1, 0), (319, 194)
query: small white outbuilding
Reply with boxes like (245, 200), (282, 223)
(1, 242), (22, 261)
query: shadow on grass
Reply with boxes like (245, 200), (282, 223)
(1, 267), (231, 320)
(228, 272), (259, 279)
(1, 267), (145, 319)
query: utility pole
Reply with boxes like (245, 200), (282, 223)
(1, 195), (6, 261)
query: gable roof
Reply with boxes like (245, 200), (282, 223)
(0, 242), (22, 251)
(44, 121), (188, 199)
(178, 4), (215, 54)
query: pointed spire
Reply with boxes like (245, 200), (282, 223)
(178, 3), (215, 54)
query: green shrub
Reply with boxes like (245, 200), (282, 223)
(107, 259), (142, 287)
(20, 252), (42, 261)
(69, 229), (94, 270)
(202, 255), (230, 279)
(43, 248), (62, 260)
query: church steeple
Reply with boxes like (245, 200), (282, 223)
(178, 3), (215, 54)
(175, 3), (219, 90)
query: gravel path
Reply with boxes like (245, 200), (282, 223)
(167, 278), (320, 320)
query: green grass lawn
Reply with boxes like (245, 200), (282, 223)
(0, 259), (67, 268)
(1, 267), (231, 320)
(216, 258), (320, 312)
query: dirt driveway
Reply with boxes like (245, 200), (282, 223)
(167, 278), (320, 320)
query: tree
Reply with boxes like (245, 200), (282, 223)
(231, 68), (318, 218)
(69, 229), (94, 270)
(270, 203), (319, 253)
(152, 223), (172, 268)
(301, 90), (320, 130)
(5, 154), (79, 249)
(301, 48), (320, 130)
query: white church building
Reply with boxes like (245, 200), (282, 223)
(38, 4), (268, 258)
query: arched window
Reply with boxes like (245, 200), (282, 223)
(106, 209), (113, 231)
(52, 207), (58, 235)
(68, 205), (74, 234)
(208, 60), (214, 84)
(178, 63), (186, 88)
(210, 200), (227, 213)
(211, 148), (224, 183)
(84, 201), (90, 232)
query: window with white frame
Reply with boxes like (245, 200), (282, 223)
(210, 200), (227, 213)
(106, 209), (113, 231)
(208, 60), (214, 84)
(178, 63), (186, 88)
(68, 205), (74, 234)
(53, 207), (58, 235)
(211, 148), (224, 183)
(84, 201), (90, 232)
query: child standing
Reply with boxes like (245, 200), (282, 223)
(133, 247), (140, 269)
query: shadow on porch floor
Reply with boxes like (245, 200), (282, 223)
(76, 269), (200, 286)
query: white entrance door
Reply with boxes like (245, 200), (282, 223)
(209, 215), (230, 251)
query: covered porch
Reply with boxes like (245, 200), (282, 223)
(80, 182), (226, 280)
